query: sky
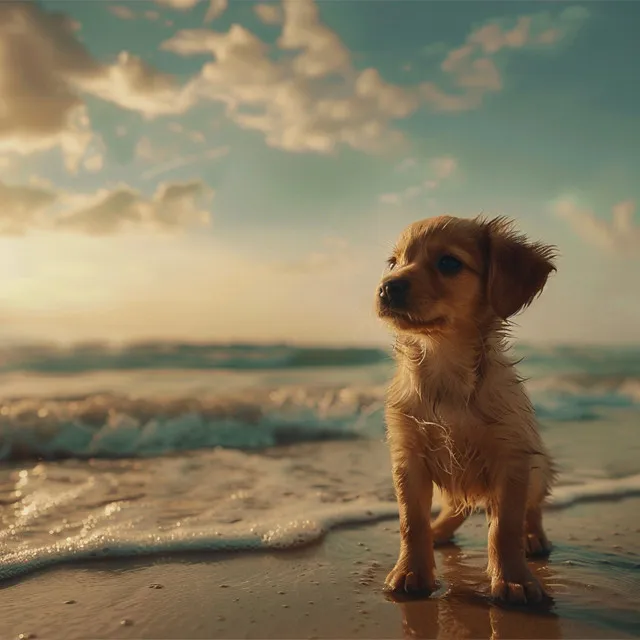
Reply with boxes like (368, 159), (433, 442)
(0, 0), (639, 346)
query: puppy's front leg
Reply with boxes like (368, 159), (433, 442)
(487, 466), (547, 604)
(385, 411), (437, 595)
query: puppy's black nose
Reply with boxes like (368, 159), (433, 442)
(379, 278), (410, 308)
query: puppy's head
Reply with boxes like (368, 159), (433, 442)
(375, 215), (556, 337)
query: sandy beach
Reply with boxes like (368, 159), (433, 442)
(2, 345), (639, 639)
(2, 495), (639, 640)
(2, 0), (639, 635)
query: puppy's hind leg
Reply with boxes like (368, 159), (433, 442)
(525, 504), (552, 558)
(432, 494), (470, 546)
(524, 460), (553, 558)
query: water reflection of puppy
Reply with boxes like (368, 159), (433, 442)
(396, 546), (560, 639)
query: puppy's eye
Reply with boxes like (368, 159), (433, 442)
(386, 257), (397, 270)
(437, 254), (463, 276)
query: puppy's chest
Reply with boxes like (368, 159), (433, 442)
(403, 397), (489, 496)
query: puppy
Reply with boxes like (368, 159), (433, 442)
(376, 215), (557, 605)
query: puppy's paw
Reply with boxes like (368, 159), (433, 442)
(490, 569), (547, 605)
(525, 531), (552, 558)
(431, 527), (455, 547)
(384, 557), (437, 596)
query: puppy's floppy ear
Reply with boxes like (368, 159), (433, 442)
(482, 216), (557, 320)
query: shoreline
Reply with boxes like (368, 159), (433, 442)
(2, 497), (639, 640)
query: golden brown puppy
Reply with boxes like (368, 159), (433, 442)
(376, 215), (557, 605)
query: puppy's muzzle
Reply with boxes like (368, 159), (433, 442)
(379, 278), (410, 310)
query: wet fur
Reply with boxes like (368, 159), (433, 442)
(377, 215), (557, 604)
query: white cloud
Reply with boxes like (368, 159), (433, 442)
(134, 130), (229, 179)
(57, 181), (213, 234)
(135, 136), (171, 162)
(0, 179), (214, 236)
(553, 197), (640, 254)
(189, 130), (206, 144)
(204, 0), (228, 23)
(167, 121), (206, 143)
(396, 158), (417, 172)
(439, 6), (589, 104)
(379, 155), (459, 205)
(0, 3), (196, 169)
(273, 236), (352, 274)
(379, 193), (402, 206)
(0, 181), (58, 235)
(161, 1), (588, 155)
(154, 0), (228, 22)
(430, 155), (458, 181)
(278, 0), (350, 79)
(1, 0), (589, 167)
(80, 133), (107, 173)
(254, 3), (283, 25)
(83, 153), (104, 173)
(155, 0), (200, 9)
(141, 145), (230, 180)
(108, 5), (136, 20)
(161, 0), (418, 154)
(79, 51), (197, 117)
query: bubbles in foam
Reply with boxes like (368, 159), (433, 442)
(2, 437), (639, 584)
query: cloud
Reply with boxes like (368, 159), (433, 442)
(0, 2), (196, 169)
(108, 5), (136, 20)
(167, 121), (206, 143)
(162, 0), (588, 155)
(1, 0), (589, 166)
(57, 181), (213, 234)
(379, 155), (458, 205)
(135, 136), (171, 162)
(430, 156), (458, 181)
(134, 130), (229, 179)
(155, 0), (200, 9)
(378, 193), (402, 206)
(278, 0), (351, 79)
(553, 197), (640, 254)
(162, 0), (418, 154)
(273, 236), (351, 274)
(79, 51), (196, 117)
(154, 0), (228, 22)
(0, 181), (58, 235)
(81, 133), (107, 173)
(396, 158), (417, 173)
(204, 0), (228, 22)
(0, 179), (214, 235)
(83, 152), (104, 173)
(254, 3), (283, 25)
(141, 145), (230, 180)
(438, 6), (590, 108)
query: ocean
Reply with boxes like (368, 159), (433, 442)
(1, 342), (639, 582)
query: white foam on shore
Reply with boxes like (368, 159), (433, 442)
(550, 474), (640, 508)
(2, 440), (640, 583)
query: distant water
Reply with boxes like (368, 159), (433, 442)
(1, 342), (639, 581)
